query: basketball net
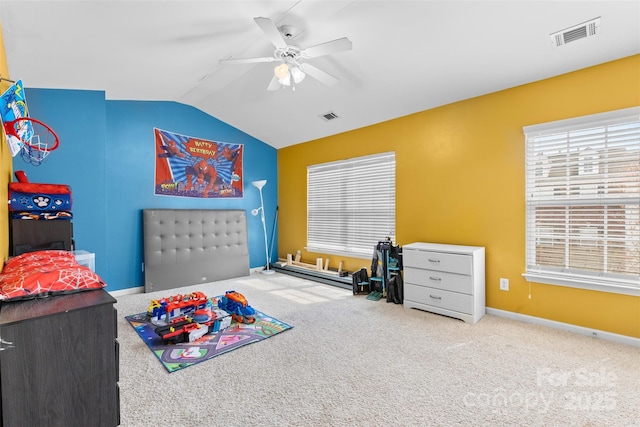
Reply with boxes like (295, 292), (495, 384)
(21, 135), (53, 166)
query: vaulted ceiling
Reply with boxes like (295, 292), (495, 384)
(1, 1), (638, 148)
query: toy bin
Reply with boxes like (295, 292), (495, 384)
(73, 250), (95, 272)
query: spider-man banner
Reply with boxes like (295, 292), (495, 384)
(154, 128), (243, 198)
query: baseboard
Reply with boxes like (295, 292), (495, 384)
(109, 286), (144, 297)
(486, 308), (640, 348)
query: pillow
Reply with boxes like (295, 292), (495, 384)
(0, 250), (106, 302)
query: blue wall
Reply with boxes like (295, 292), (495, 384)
(16, 89), (278, 291)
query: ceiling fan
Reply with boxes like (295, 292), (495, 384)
(219, 17), (352, 91)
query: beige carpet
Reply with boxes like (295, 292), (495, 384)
(114, 272), (640, 426)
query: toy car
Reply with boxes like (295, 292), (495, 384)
(217, 290), (256, 324)
(153, 306), (231, 344)
(146, 291), (209, 326)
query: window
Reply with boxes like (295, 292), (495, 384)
(523, 107), (640, 296)
(307, 152), (395, 258)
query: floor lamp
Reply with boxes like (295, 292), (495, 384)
(251, 180), (275, 274)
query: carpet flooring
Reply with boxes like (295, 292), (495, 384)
(114, 272), (640, 426)
(125, 307), (292, 372)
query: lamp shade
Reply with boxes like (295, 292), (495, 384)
(290, 66), (306, 84)
(274, 63), (289, 79)
(278, 73), (291, 86)
(252, 179), (267, 190)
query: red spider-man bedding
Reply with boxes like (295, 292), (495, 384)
(0, 250), (105, 301)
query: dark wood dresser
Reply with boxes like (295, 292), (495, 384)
(0, 289), (119, 426)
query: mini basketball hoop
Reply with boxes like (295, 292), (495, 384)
(3, 117), (59, 166)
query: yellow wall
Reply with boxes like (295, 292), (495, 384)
(0, 24), (12, 263)
(278, 54), (640, 338)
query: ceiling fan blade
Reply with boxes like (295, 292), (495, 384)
(254, 17), (288, 49)
(267, 75), (281, 91)
(302, 37), (352, 58)
(220, 56), (277, 65)
(299, 63), (339, 86)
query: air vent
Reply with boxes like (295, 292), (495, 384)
(321, 111), (339, 121)
(550, 17), (601, 48)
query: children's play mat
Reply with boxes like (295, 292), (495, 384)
(126, 300), (292, 373)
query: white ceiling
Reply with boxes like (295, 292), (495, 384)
(1, 1), (639, 149)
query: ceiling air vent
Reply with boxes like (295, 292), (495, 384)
(321, 111), (339, 121)
(550, 17), (601, 48)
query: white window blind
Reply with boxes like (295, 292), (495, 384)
(523, 107), (640, 295)
(307, 152), (395, 258)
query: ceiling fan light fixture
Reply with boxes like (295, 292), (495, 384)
(221, 17), (352, 91)
(290, 66), (306, 84)
(274, 63), (290, 79)
(278, 73), (291, 86)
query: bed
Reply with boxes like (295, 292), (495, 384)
(142, 209), (250, 293)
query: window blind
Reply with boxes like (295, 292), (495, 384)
(307, 152), (395, 257)
(523, 107), (640, 293)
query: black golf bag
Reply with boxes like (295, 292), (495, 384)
(370, 239), (403, 304)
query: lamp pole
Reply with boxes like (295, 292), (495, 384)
(252, 180), (274, 274)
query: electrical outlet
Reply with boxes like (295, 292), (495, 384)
(500, 278), (509, 291)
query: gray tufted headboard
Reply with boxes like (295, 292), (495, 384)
(142, 209), (250, 293)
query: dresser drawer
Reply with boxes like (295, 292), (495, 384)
(404, 283), (473, 315)
(403, 249), (472, 275)
(404, 267), (474, 295)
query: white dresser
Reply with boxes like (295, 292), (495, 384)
(403, 242), (485, 324)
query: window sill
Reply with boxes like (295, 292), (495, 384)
(523, 273), (640, 297)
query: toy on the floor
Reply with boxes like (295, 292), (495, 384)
(217, 290), (256, 324)
(146, 292), (232, 344)
(146, 291), (210, 326)
(153, 306), (231, 344)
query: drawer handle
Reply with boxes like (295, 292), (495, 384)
(429, 276), (442, 282)
(429, 294), (442, 300)
(428, 258), (440, 263)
